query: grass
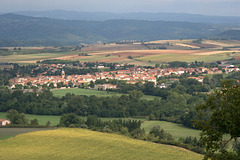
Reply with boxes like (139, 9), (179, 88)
(0, 128), (203, 160)
(0, 112), (201, 140)
(0, 112), (143, 127)
(76, 54), (119, 62)
(0, 52), (75, 64)
(0, 112), (61, 126)
(141, 121), (201, 140)
(51, 88), (158, 100)
(136, 51), (235, 63)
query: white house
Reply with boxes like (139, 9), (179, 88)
(0, 119), (11, 126)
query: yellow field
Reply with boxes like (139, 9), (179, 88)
(174, 43), (200, 49)
(0, 128), (203, 160)
(145, 39), (193, 44)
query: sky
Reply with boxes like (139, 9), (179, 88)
(1, 0), (240, 16)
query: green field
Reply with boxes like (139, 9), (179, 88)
(0, 112), (61, 126)
(0, 112), (144, 126)
(135, 51), (238, 63)
(142, 121), (201, 140)
(0, 112), (201, 140)
(0, 128), (203, 160)
(51, 88), (158, 100)
(0, 52), (75, 64)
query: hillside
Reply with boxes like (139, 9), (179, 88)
(218, 30), (240, 40)
(0, 13), (225, 46)
(14, 10), (240, 24)
(0, 128), (203, 160)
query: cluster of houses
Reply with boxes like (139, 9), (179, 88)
(8, 64), (240, 90)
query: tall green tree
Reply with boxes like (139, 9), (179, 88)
(59, 113), (82, 127)
(6, 109), (28, 125)
(194, 80), (240, 160)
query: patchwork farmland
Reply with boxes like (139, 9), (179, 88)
(1, 39), (239, 65)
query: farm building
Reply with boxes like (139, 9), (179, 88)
(94, 84), (117, 90)
(0, 119), (11, 126)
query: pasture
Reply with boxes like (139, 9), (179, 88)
(135, 50), (240, 63)
(0, 112), (61, 126)
(0, 112), (143, 127)
(141, 121), (201, 140)
(51, 88), (158, 100)
(0, 52), (75, 64)
(0, 112), (201, 140)
(0, 128), (203, 160)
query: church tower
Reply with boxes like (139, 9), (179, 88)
(61, 69), (65, 79)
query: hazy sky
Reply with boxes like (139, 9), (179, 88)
(1, 0), (240, 16)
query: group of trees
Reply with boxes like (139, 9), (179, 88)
(194, 80), (240, 159)
(59, 113), (205, 154)
(59, 113), (143, 137)
(5, 109), (51, 126)
(0, 87), (205, 127)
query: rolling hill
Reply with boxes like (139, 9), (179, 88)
(13, 10), (240, 24)
(218, 30), (240, 40)
(0, 128), (203, 160)
(0, 13), (225, 46)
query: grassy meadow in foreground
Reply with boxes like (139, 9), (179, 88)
(51, 88), (158, 100)
(0, 128), (203, 160)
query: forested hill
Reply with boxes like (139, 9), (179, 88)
(14, 10), (240, 24)
(218, 30), (240, 40)
(0, 13), (224, 46)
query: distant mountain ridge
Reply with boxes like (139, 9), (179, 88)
(9, 10), (240, 24)
(0, 13), (232, 46)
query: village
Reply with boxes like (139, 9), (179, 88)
(8, 62), (240, 90)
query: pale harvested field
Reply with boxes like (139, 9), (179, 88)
(146, 39), (193, 44)
(203, 40), (235, 47)
(52, 50), (233, 64)
(185, 43), (219, 48)
(82, 43), (148, 52)
(193, 51), (237, 55)
(174, 43), (200, 49)
(207, 40), (240, 46)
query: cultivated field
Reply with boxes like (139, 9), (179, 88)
(0, 128), (203, 160)
(51, 88), (158, 100)
(81, 43), (148, 51)
(135, 50), (240, 63)
(0, 52), (75, 64)
(1, 39), (240, 65)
